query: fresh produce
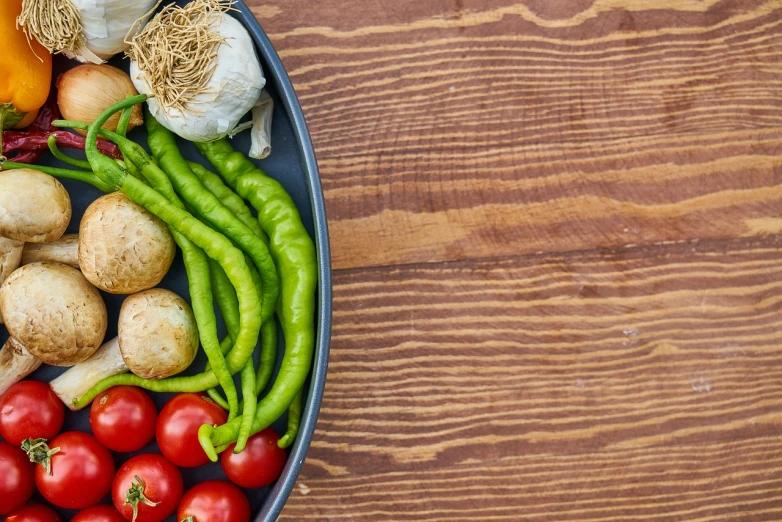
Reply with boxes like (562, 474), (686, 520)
(50, 98), (315, 456)
(28, 431), (115, 509)
(279, 388), (303, 449)
(4, 504), (62, 522)
(127, 0), (273, 158)
(207, 253), (256, 450)
(17, 0), (158, 63)
(59, 98), (263, 426)
(112, 454), (184, 522)
(147, 117), (278, 330)
(147, 115), (281, 449)
(220, 428), (287, 489)
(0, 238), (24, 299)
(196, 138), (316, 456)
(39, 193), (175, 294)
(90, 386), (157, 453)
(2, 96), (121, 167)
(185, 161), (278, 402)
(0, 262), (107, 394)
(21, 233), (79, 267)
(79, 192), (175, 293)
(0, 168), (71, 312)
(58, 65), (143, 134)
(51, 288), (199, 408)
(0, 8), (324, 503)
(0, 0), (52, 158)
(0, 380), (65, 445)
(0, 441), (35, 515)
(177, 480), (251, 522)
(71, 505), (127, 522)
(156, 393), (228, 468)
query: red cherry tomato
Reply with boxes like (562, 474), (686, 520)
(71, 505), (127, 522)
(32, 431), (115, 509)
(220, 428), (287, 488)
(0, 380), (65, 445)
(90, 386), (157, 452)
(4, 504), (62, 522)
(0, 441), (35, 515)
(156, 393), (227, 468)
(112, 453), (183, 522)
(177, 480), (251, 522)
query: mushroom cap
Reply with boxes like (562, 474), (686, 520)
(0, 262), (108, 366)
(79, 192), (176, 294)
(0, 169), (71, 242)
(118, 288), (199, 379)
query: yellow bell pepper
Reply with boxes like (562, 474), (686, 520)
(0, 0), (52, 156)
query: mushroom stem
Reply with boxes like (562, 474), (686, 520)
(21, 233), (79, 267)
(50, 337), (127, 410)
(0, 238), (23, 326)
(0, 338), (42, 395)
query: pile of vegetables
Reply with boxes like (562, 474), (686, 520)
(0, 0), (318, 520)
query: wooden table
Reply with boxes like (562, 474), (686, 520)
(246, 0), (782, 519)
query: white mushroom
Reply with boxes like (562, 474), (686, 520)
(0, 262), (108, 394)
(0, 169), (72, 324)
(76, 192), (176, 294)
(21, 234), (79, 267)
(51, 288), (199, 409)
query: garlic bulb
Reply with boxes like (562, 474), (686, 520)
(58, 65), (143, 134)
(18, 0), (159, 64)
(129, 13), (266, 146)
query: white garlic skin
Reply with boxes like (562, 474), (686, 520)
(71, 0), (160, 63)
(129, 13), (266, 143)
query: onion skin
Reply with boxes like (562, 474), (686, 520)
(57, 65), (143, 135)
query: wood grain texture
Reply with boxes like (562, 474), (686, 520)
(251, 0), (782, 270)
(283, 238), (782, 521)
(241, 0), (782, 519)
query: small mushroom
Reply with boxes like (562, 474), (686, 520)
(51, 288), (199, 409)
(0, 169), (72, 324)
(0, 262), (108, 395)
(76, 192), (176, 294)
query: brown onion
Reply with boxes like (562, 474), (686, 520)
(57, 64), (143, 134)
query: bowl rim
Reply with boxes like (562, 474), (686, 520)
(233, 3), (333, 520)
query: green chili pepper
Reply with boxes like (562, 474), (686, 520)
(64, 96), (261, 409)
(208, 256), (258, 452)
(236, 358), (257, 453)
(196, 139), (317, 459)
(47, 135), (91, 170)
(255, 320), (277, 396)
(146, 117), (279, 326)
(187, 160), (278, 397)
(187, 161), (264, 239)
(116, 106), (134, 138)
(3, 160), (113, 192)
(210, 260), (241, 339)
(205, 334), (236, 410)
(278, 389), (302, 449)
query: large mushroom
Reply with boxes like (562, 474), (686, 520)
(51, 288), (199, 409)
(0, 262), (108, 394)
(0, 169), (72, 324)
(21, 192), (176, 294)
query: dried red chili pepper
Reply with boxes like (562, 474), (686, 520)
(2, 95), (121, 164)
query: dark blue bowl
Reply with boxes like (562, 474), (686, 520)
(1, 2), (332, 520)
